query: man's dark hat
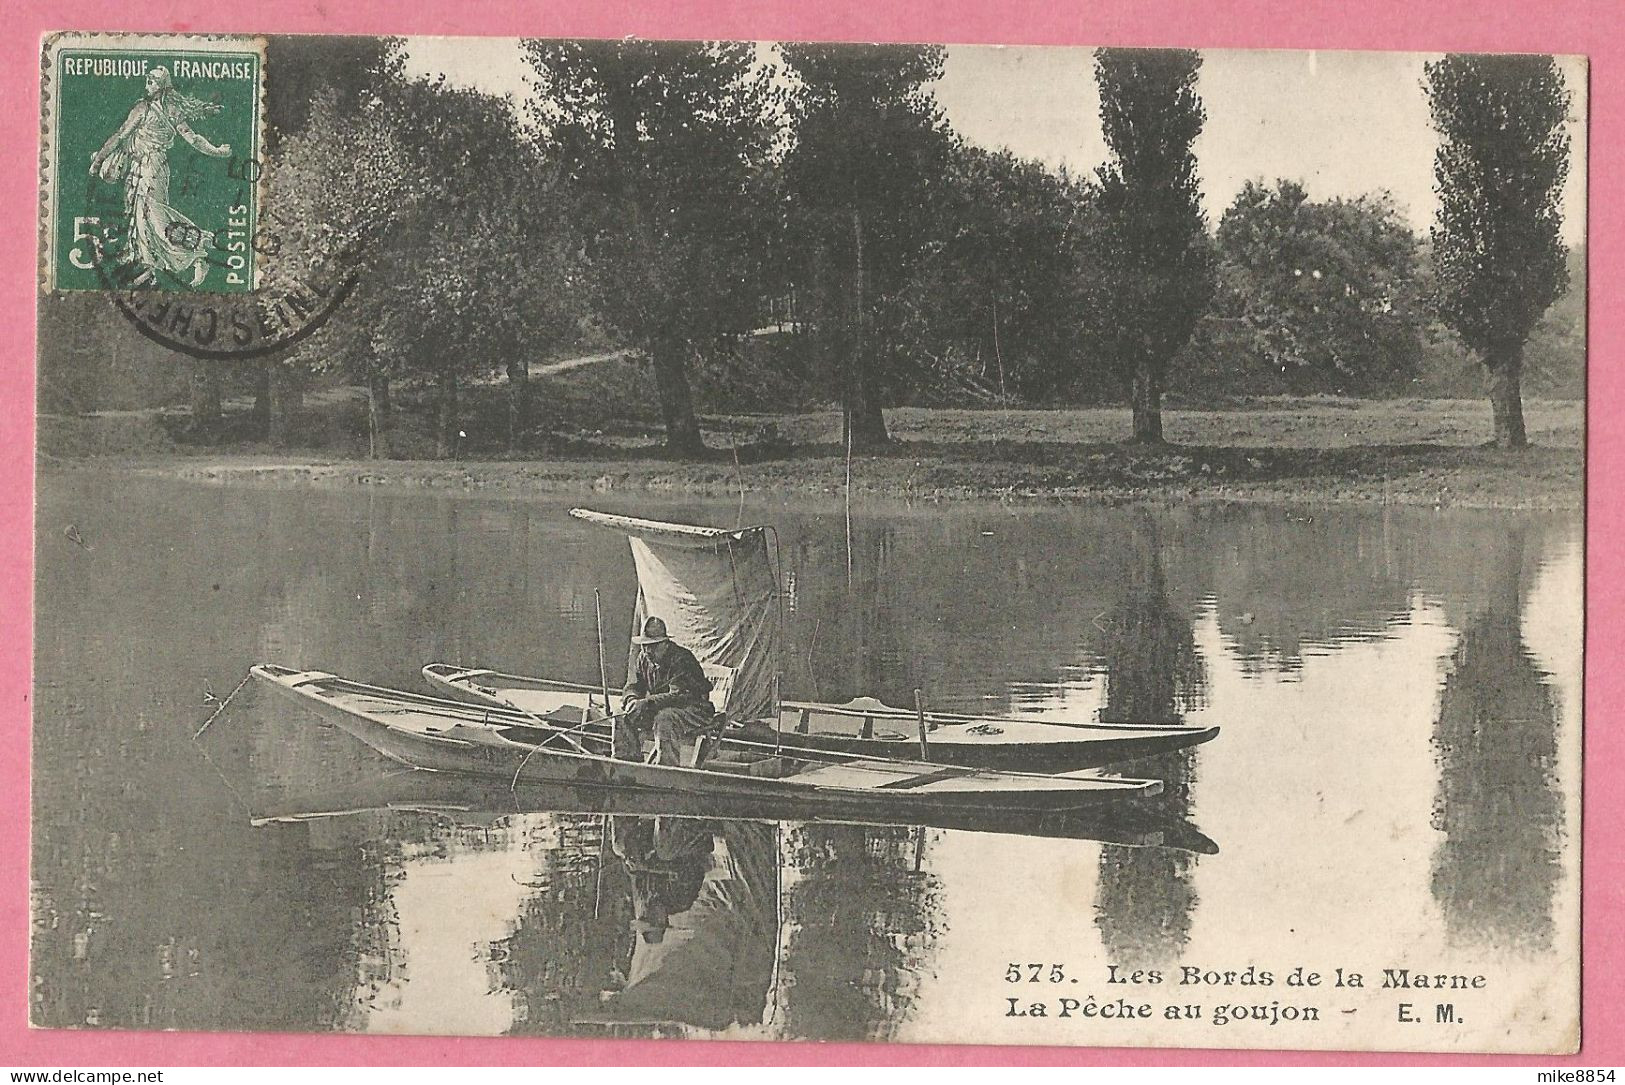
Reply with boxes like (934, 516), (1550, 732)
(632, 616), (671, 645)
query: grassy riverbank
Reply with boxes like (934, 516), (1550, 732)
(40, 396), (1584, 509)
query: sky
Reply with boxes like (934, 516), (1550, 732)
(401, 39), (1587, 245)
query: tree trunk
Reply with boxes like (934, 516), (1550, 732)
(650, 336), (705, 457)
(251, 363), (272, 437)
(436, 368), (460, 459)
(849, 353), (890, 449)
(604, 101), (703, 459)
(505, 359), (530, 453)
(367, 368), (392, 460)
(1486, 342), (1529, 449)
(1131, 359), (1164, 443)
(843, 209), (889, 452)
(189, 363), (222, 438)
(267, 366), (303, 448)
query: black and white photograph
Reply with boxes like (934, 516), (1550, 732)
(32, 34), (1585, 1052)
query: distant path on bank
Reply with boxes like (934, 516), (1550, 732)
(40, 347), (647, 425)
(532, 349), (639, 376)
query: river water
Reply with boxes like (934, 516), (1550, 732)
(31, 473), (1582, 1049)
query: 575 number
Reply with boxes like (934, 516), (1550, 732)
(1006, 963), (1068, 983)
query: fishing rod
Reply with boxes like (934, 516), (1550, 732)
(592, 587), (614, 918)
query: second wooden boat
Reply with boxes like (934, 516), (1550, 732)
(422, 663), (1218, 772)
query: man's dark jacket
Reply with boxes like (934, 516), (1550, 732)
(626, 642), (713, 714)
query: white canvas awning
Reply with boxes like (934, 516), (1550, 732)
(571, 508), (782, 722)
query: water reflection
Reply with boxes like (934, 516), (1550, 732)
(30, 474), (1581, 1043)
(493, 816), (625, 1035)
(1093, 515), (1206, 966)
(576, 818), (780, 1035)
(1430, 523), (1564, 952)
(1094, 752), (1199, 968)
(786, 514), (1115, 715)
(780, 824), (942, 1042)
(1099, 514), (1208, 724)
(1191, 506), (1418, 677)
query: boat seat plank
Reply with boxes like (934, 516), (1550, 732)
(877, 766), (980, 790)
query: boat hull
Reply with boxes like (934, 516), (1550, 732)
(422, 664), (1218, 771)
(253, 665), (1162, 814)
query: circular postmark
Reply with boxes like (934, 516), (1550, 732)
(91, 233), (362, 362)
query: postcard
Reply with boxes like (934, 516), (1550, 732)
(31, 32), (1585, 1053)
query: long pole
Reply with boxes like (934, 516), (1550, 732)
(844, 423), (854, 587)
(592, 589), (612, 919)
(593, 818), (608, 920)
(593, 590), (612, 718)
(914, 688), (929, 761)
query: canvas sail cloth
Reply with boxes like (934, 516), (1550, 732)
(569, 509), (780, 723)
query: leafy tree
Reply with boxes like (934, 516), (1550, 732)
(272, 76), (580, 457)
(895, 146), (1092, 402)
(1079, 48), (1214, 442)
(270, 86), (414, 457)
(255, 37), (403, 440)
(1215, 180), (1424, 395)
(261, 47), (409, 452)
(1522, 242), (1586, 398)
(521, 39), (777, 457)
(372, 79), (579, 457)
(265, 36), (403, 147)
(1424, 54), (1571, 448)
(780, 44), (954, 450)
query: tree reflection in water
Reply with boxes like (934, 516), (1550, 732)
(1430, 523), (1563, 952)
(1094, 514), (1207, 967)
(489, 815), (628, 1036)
(779, 823), (943, 1042)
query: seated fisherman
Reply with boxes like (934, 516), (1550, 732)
(619, 617), (717, 765)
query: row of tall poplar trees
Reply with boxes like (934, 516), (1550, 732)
(264, 43), (1572, 455)
(1072, 49), (1571, 449)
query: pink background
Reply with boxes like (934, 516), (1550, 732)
(2, 0), (1613, 1067)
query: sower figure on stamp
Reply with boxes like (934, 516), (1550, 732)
(89, 66), (232, 288)
(618, 617), (718, 765)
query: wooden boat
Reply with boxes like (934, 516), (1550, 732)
(422, 663), (1219, 772)
(252, 664), (1162, 814)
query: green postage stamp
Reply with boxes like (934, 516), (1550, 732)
(41, 33), (265, 293)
